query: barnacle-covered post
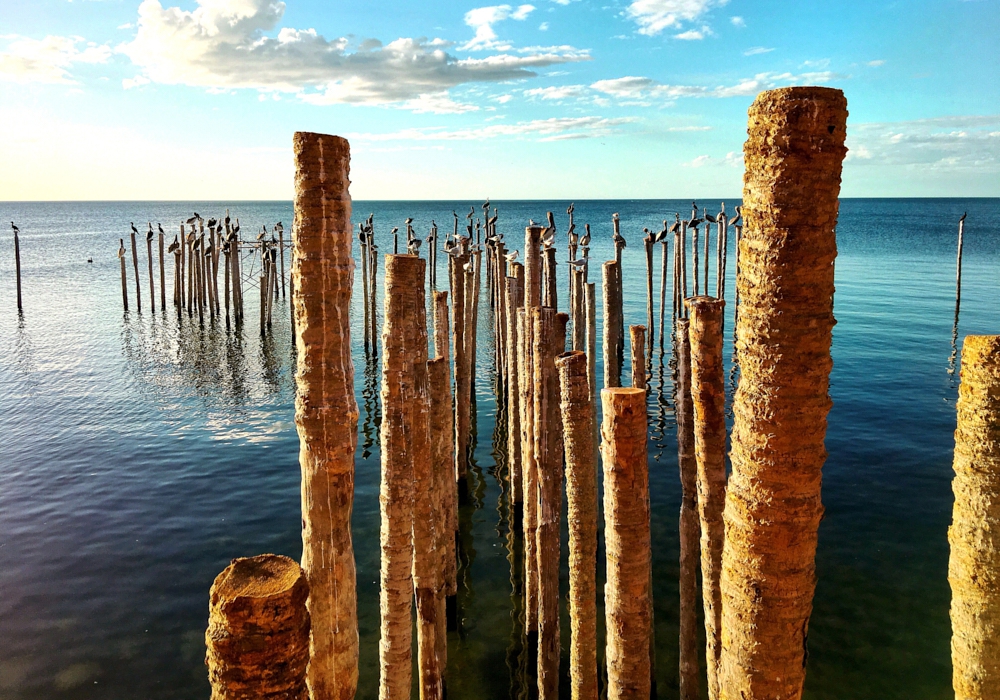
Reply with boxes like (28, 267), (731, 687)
(292, 132), (359, 700)
(720, 87), (847, 700)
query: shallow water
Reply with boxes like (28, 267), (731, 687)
(0, 199), (997, 699)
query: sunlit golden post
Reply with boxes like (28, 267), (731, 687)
(292, 132), (359, 700)
(949, 335), (1000, 700)
(557, 350), (599, 700)
(205, 555), (310, 700)
(602, 387), (652, 700)
(630, 325), (646, 391)
(433, 290), (458, 601)
(720, 87), (848, 700)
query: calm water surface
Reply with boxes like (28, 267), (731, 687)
(0, 199), (997, 699)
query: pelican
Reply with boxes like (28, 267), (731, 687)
(224, 210), (231, 226)
(168, 237), (179, 253)
(467, 206), (475, 220)
(542, 228), (556, 248)
(579, 224), (591, 248)
(130, 222), (139, 235)
(257, 226), (267, 241)
(275, 222), (283, 231)
(642, 227), (653, 243)
(687, 215), (703, 229)
(566, 203), (575, 216)
(408, 239), (422, 254)
(704, 211), (718, 224)
(146, 223), (154, 240)
(232, 220), (241, 236)
(185, 214), (199, 225)
(118, 239), (126, 257)
(730, 206), (742, 228)
(655, 221), (669, 243)
(207, 218), (218, 229)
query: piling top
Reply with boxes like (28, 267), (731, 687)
(211, 554), (305, 605)
(557, 350), (587, 368)
(602, 387), (647, 399)
(961, 335), (1000, 373)
(684, 296), (726, 313)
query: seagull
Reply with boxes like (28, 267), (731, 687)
(567, 258), (588, 269)
(505, 250), (519, 262)
(529, 219), (541, 228)
(130, 222), (139, 235)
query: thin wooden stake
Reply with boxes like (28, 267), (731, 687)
(630, 325), (646, 391)
(130, 229), (142, 311)
(602, 261), (621, 388)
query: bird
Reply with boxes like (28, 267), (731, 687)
(730, 206), (742, 228)
(168, 237), (179, 254)
(566, 203), (575, 216)
(704, 211), (718, 224)
(505, 250), (519, 262)
(529, 219), (541, 228)
(542, 228), (556, 249)
(642, 227), (653, 243)
(130, 222), (139, 235)
(567, 258), (588, 269)
(118, 239), (126, 257)
(687, 214), (703, 229)
(960, 212), (967, 224)
(579, 224), (591, 248)
(391, 226), (400, 254)
(275, 222), (283, 231)
(224, 210), (231, 227)
(11, 222), (19, 235)
(408, 239), (422, 254)
(207, 217), (218, 229)
(185, 214), (200, 225)
(87, 257), (93, 263)
(232, 220), (241, 236)
(467, 206), (475, 220)
(204, 243), (214, 256)
(158, 223), (164, 235)
(257, 226), (267, 241)
(655, 221), (669, 243)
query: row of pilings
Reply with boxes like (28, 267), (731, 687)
(200, 86), (1000, 700)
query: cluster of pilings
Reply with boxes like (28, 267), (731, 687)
(199, 87), (999, 700)
(113, 215), (290, 335)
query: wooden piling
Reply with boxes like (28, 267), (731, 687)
(279, 227), (287, 298)
(432, 290), (458, 598)
(118, 239), (128, 312)
(719, 87), (847, 700)
(205, 554), (310, 700)
(223, 244), (231, 320)
(601, 387), (652, 700)
(674, 318), (699, 700)
(145, 230), (155, 313)
(603, 261), (621, 388)
(522, 224), (544, 633)
(130, 229), (142, 311)
(379, 254), (429, 700)
(428, 355), (453, 686)
(543, 246), (558, 310)
(557, 350), (598, 700)
(187, 229), (194, 314)
(362, 231), (371, 349)
(506, 272), (525, 507)
(644, 235), (654, 353)
(956, 213), (967, 311)
(535, 308), (567, 700)
(159, 230), (166, 311)
(949, 335), (1000, 700)
(630, 325), (646, 391)
(586, 283), (596, 402)
(292, 131), (359, 700)
(451, 248), (470, 480)
(686, 296), (726, 699)
(658, 234), (669, 350)
(691, 224), (699, 297)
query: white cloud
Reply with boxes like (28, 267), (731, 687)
(626, 0), (727, 37)
(346, 116), (635, 143)
(867, 59), (885, 67)
(0, 34), (110, 84)
(118, 0), (587, 110)
(683, 150), (742, 167)
(524, 84), (586, 100)
(122, 74), (151, 89)
(847, 114), (1000, 173)
(591, 71), (847, 100)
(461, 4), (536, 50)
(674, 26), (711, 40)
(667, 125), (711, 131)
(539, 22), (550, 30)
(730, 15), (744, 26)
(743, 46), (773, 56)
(117, 23), (134, 30)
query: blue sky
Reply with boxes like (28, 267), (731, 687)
(1, 0), (997, 200)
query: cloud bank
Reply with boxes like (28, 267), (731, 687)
(0, 35), (110, 84)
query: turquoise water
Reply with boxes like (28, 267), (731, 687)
(0, 199), (997, 699)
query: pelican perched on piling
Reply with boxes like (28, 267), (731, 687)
(168, 236), (179, 254)
(232, 219), (240, 236)
(654, 221), (669, 243)
(730, 206), (742, 228)
(579, 224), (591, 248)
(612, 213), (626, 249)
(118, 239), (126, 257)
(146, 222), (154, 241)
(207, 217), (218, 229)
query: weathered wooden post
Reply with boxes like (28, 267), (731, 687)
(691, 222), (699, 297)
(379, 254), (429, 700)
(428, 354), (452, 684)
(158, 228), (166, 311)
(507, 270), (525, 507)
(432, 288), (457, 601)
(13, 226), (23, 313)
(522, 223), (544, 634)
(279, 225), (287, 298)
(630, 325), (646, 391)
(557, 350), (598, 700)
(586, 283), (596, 400)
(130, 228), (142, 311)
(674, 317), (699, 700)
(658, 227), (669, 350)
(118, 239), (128, 312)
(451, 247), (471, 481)
(644, 233), (655, 353)
(686, 296), (726, 699)
(292, 131), (359, 700)
(361, 228), (371, 350)
(179, 224), (186, 311)
(720, 87), (847, 700)
(205, 554), (310, 700)
(602, 387), (652, 700)
(603, 261), (621, 388)
(187, 228), (195, 315)
(949, 335), (1000, 700)
(535, 308), (567, 700)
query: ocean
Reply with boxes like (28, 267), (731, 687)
(0, 198), (997, 699)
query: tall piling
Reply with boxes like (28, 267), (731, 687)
(118, 239), (128, 312)
(557, 350), (598, 700)
(603, 261), (622, 388)
(433, 290), (458, 600)
(719, 86), (848, 700)
(949, 335), (1000, 700)
(428, 354), (453, 684)
(145, 230), (154, 313)
(292, 132), (359, 700)
(522, 224), (544, 634)
(602, 387), (652, 700)
(644, 235), (655, 354)
(205, 554), (310, 700)
(675, 317), (699, 700)
(535, 309), (567, 700)
(507, 271), (525, 507)
(159, 229), (166, 311)
(686, 296), (726, 699)
(130, 229), (142, 311)
(379, 254), (429, 700)
(630, 325), (646, 391)
(955, 213), (967, 312)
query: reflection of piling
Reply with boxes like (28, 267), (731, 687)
(378, 254), (428, 700)
(949, 335), (1000, 700)
(601, 387), (652, 700)
(720, 87), (847, 700)
(603, 261), (622, 388)
(675, 318), (699, 700)
(630, 325), (646, 391)
(205, 554), (310, 700)
(557, 350), (598, 700)
(686, 296), (726, 699)
(292, 132), (359, 700)
(535, 308), (567, 700)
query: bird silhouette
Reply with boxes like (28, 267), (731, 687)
(207, 218), (218, 229)
(130, 222), (139, 235)
(704, 212), (718, 224)
(579, 224), (591, 248)
(118, 239), (126, 258)
(960, 212), (967, 224)
(11, 222), (19, 235)
(158, 223), (164, 235)
(730, 206), (742, 228)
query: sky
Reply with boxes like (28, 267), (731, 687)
(1, 0), (998, 200)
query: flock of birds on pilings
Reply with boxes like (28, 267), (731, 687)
(108, 211), (292, 336)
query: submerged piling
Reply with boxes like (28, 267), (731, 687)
(949, 335), (1000, 700)
(557, 350), (598, 700)
(292, 132), (359, 700)
(205, 554), (310, 700)
(602, 387), (652, 700)
(686, 296), (726, 699)
(720, 86), (847, 700)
